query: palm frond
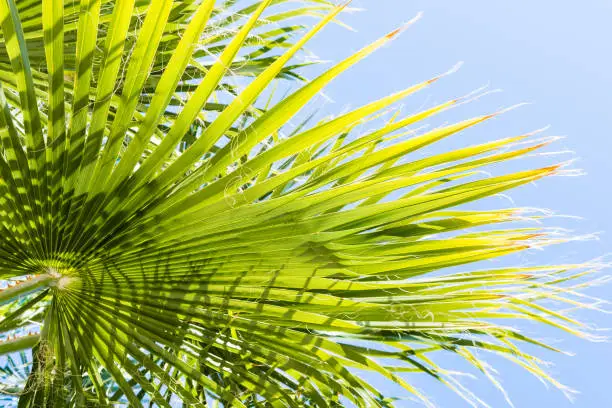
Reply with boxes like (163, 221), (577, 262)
(0, 1), (602, 407)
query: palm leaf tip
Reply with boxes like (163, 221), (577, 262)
(0, 0), (603, 406)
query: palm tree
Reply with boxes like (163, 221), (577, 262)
(0, 0), (600, 406)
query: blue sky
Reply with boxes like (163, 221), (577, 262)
(305, 1), (612, 406)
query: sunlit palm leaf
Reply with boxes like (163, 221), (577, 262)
(0, 0), (601, 407)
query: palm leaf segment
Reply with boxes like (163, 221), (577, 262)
(0, 0), (600, 406)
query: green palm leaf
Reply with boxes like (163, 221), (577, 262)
(0, 0), (602, 407)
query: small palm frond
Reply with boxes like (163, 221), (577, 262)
(0, 351), (31, 407)
(0, 0), (603, 407)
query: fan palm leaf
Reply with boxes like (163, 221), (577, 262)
(0, 0), (601, 407)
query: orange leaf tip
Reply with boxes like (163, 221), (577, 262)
(385, 12), (423, 40)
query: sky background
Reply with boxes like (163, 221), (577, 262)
(304, 1), (612, 407)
